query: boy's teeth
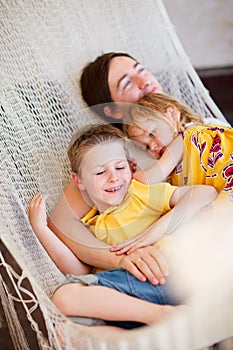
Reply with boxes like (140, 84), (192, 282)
(106, 186), (120, 192)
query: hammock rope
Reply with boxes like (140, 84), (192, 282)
(0, 0), (232, 349)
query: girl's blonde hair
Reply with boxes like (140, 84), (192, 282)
(123, 93), (203, 136)
(68, 123), (127, 176)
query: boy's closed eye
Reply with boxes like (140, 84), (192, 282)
(116, 165), (127, 170)
(96, 170), (105, 176)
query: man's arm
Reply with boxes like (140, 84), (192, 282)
(50, 219), (168, 285)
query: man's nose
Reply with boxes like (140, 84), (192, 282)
(135, 75), (149, 89)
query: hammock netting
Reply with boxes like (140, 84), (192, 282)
(0, 0), (232, 349)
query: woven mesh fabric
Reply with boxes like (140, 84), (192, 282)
(0, 1), (231, 349)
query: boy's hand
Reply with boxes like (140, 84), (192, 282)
(28, 193), (50, 231)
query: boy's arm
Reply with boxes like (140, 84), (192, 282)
(28, 193), (169, 285)
(28, 193), (92, 275)
(133, 135), (183, 184)
(111, 185), (217, 255)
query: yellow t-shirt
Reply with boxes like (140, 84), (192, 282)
(81, 179), (177, 246)
(171, 124), (233, 192)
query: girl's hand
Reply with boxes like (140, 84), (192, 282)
(111, 229), (161, 255)
(28, 193), (50, 232)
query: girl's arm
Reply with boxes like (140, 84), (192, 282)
(133, 135), (183, 184)
(111, 185), (217, 255)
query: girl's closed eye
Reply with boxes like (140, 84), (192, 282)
(149, 131), (155, 138)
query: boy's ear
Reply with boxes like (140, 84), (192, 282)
(103, 105), (124, 120)
(71, 172), (85, 190)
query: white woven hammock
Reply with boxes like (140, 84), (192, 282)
(0, 1), (232, 349)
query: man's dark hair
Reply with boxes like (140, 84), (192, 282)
(80, 52), (135, 119)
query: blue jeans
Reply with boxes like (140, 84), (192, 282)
(96, 268), (178, 305)
(59, 268), (179, 329)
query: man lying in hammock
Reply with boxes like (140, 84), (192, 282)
(29, 123), (217, 331)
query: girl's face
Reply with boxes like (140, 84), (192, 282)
(78, 141), (132, 212)
(108, 56), (163, 104)
(128, 117), (175, 159)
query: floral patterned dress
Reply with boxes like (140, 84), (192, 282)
(171, 124), (233, 192)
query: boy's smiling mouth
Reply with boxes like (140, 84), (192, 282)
(105, 184), (123, 193)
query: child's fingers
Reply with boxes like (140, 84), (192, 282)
(110, 240), (131, 252)
(111, 243), (134, 254)
(114, 246), (131, 255)
(43, 193), (50, 200)
(111, 235), (142, 251)
(28, 194), (41, 212)
(37, 193), (50, 203)
(30, 192), (41, 204)
(126, 243), (145, 255)
(115, 241), (140, 255)
(35, 193), (44, 207)
(29, 193), (50, 209)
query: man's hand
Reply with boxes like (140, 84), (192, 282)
(117, 246), (169, 285)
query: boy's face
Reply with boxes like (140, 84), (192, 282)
(78, 141), (132, 212)
(128, 117), (175, 159)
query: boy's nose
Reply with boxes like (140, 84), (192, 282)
(107, 170), (118, 182)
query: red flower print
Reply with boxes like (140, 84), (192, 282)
(210, 134), (221, 153)
(222, 164), (233, 191)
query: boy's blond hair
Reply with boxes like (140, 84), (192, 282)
(68, 124), (127, 176)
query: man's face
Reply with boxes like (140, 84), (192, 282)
(108, 56), (163, 105)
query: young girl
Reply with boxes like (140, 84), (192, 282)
(124, 93), (233, 193)
(29, 123), (217, 330)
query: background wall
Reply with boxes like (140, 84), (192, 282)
(163, 0), (233, 69)
(163, 0), (233, 124)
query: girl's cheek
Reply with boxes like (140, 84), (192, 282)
(149, 150), (159, 159)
